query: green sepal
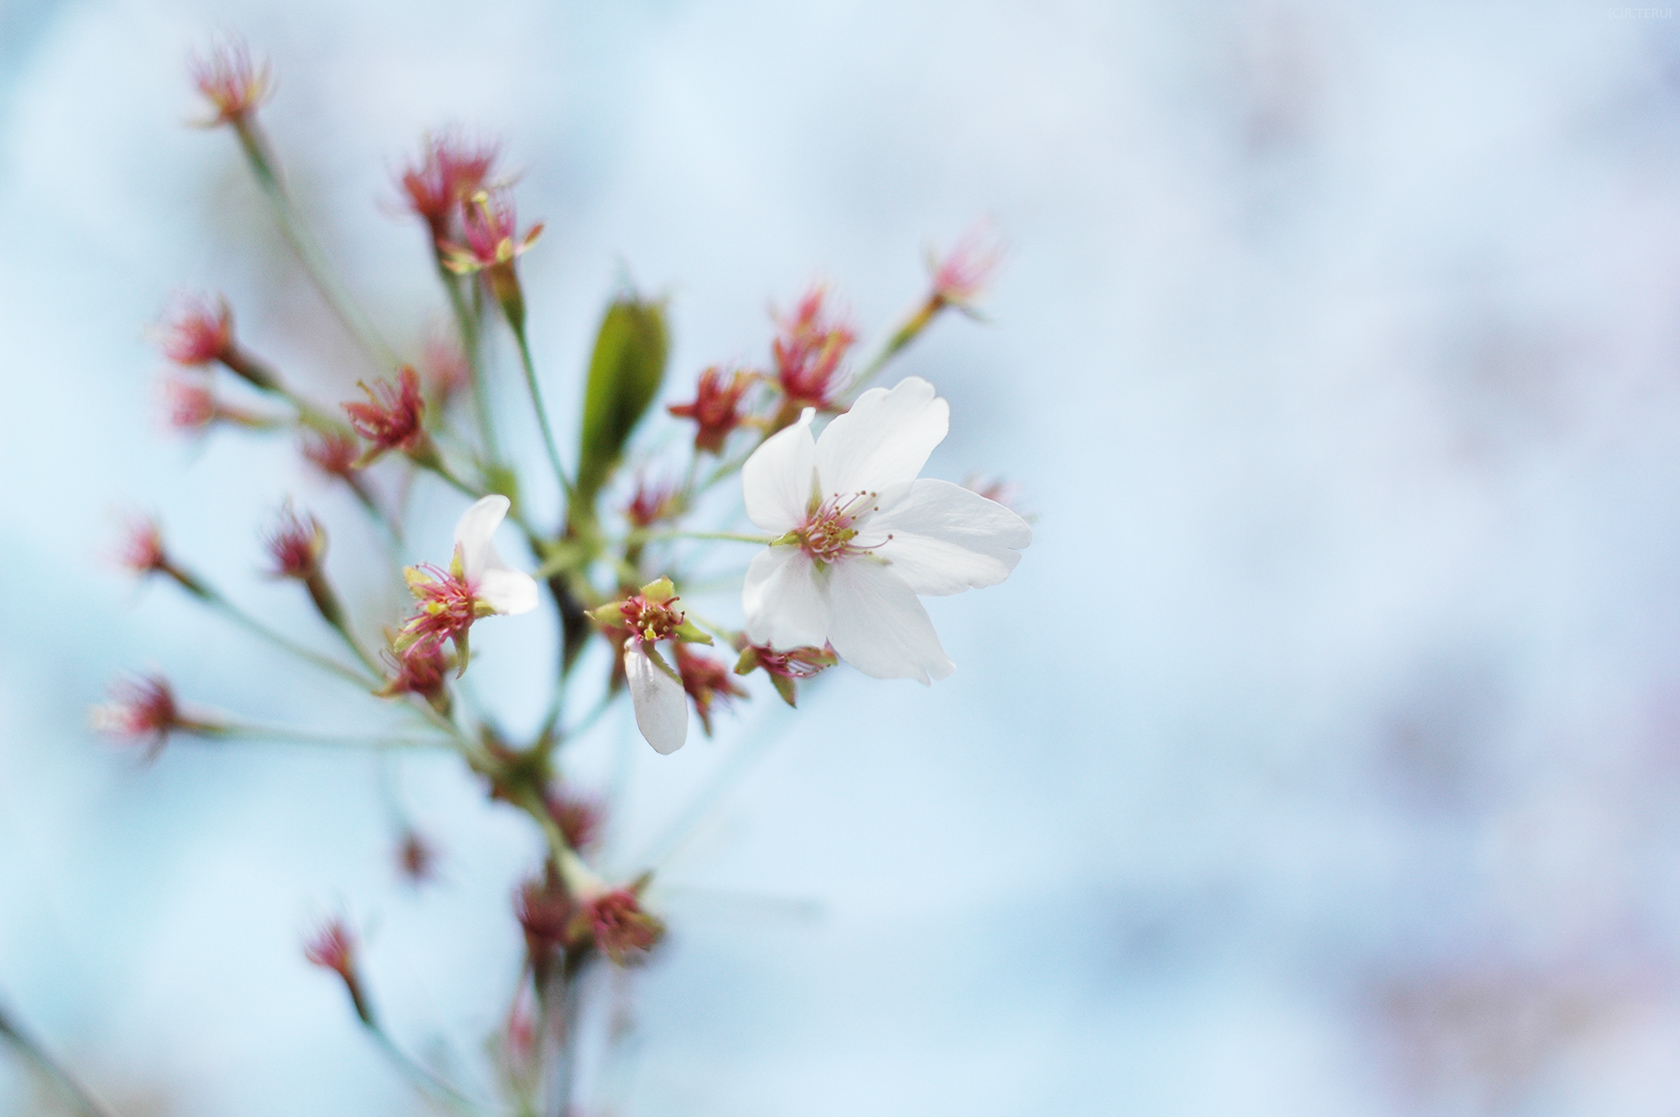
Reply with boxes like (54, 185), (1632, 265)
(770, 673), (798, 707)
(673, 618), (712, 645)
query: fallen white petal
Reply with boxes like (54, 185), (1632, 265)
(815, 377), (948, 497)
(870, 479), (1032, 596)
(742, 409), (818, 533)
(625, 645), (688, 754)
(743, 546), (832, 649)
(824, 559), (953, 684)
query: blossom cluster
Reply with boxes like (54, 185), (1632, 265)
(88, 37), (1031, 1114)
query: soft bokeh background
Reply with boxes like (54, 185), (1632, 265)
(5, 0), (1680, 1113)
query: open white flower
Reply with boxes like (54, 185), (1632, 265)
(452, 495), (541, 616)
(396, 494), (539, 656)
(740, 376), (1031, 683)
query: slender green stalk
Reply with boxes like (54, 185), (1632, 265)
(510, 322), (572, 503)
(163, 569), (380, 691)
(437, 261), (503, 468)
(363, 1020), (487, 1117)
(0, 1004), (117, 1117)
(627, 529), (774, 547)
(230, 119), (398, 371)
(213, 724), (451, 750)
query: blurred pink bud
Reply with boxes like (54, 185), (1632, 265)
(961, 471), (1027, 516)
(400, 132), (500, 242)
(516, 878), (574, 953)
(304, 918), (373, 1024)
(421, 333), (472, 406)
(772, 286), (855, 410)
(668, 366), (754, 454)
(396, 828), (440, 885)
(158, 373), (217, 432)
(674, 642), (747, 736)
(623, 475), (681, 529)
(114, 516), (168, 576)
(299, 429), (361, 479)
(91, 675), (182, 753)
(189, 40), (272, 126)
(929, 223), (1004, 311)
(546, 789), (604, 853)
(379, 640), (452, 705)
(440, 189), (542, 276)
(585, 889), (665, 966)
(155, 295), (233, 366)
(343, 367), (426, 463)
(263, 502), (326, 580)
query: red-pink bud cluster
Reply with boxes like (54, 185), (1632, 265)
(156, 296), (233, 366)
(929, 225), (1003, 310)
(399, 132), (500, 244)
(343, 367), (427, 463)
(668, 366), (755, 454)
(299, 429), (361, 479)
(441, 189), (542, 277)
(546, 790), (605, 853)
(91, 675), (181, 753)
(773, 286), (855, 409)
(586, 889), (665, 966)
(397, 828), (440, 885)
(623, 476), (681, 529)
(115, 516), (169, 576)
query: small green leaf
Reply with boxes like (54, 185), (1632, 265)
(576, 294), (668, 508)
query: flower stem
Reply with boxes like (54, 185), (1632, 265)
(436, 258), (504, 469)
(627, 529), (774, 547)
(164, 569), (381, 691)
(213, 723), (452, 750)
(230, 118), (398, 371)
(509, 319), (573, 505)
(0, 1003), (117, 1117)
(843, 294), (941, 399)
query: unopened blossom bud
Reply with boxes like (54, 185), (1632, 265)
(399, 131), (500, 244)
(515, 876), (575, 961)
(114, 516), (168, 576)
(155, 295), (233, 366)
(928, 223), (1003, 312)
(579, 888), (665, 966)
(158, 373), (275, 434)
(189, 39), (271, 127)
(546, 789), (604, 853)
(343, 367), (428, 465)
(396, 828), (440, 885)
(734, 642), (838, 708)
(377, 640), (453, 714)
(668, 366), (754, 454)
(772, 285), (855, 414)
(91, 675), (175, 753)
(304, 918), (373, 1025)
(962, 471), (1027, 516)
(299, 429), (361, 479)
(263, 502), (325, 580)
(441, 189), (542, 330)
(623, 477), (681, 530)
(674, 643), (748, 735)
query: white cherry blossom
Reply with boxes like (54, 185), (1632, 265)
(740, 376), (1031, 683)
(452, 495), (540, 616)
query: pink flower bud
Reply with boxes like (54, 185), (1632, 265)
(299, 429), (361, 479)
(772, 285), (855, 410)
(91, 675), (182, 753)
(189, 40), (271, 126)
(545, 789), (605, 853)
(263, 502), (326, 580)
(623, 476), (681, 529)
(668, 366), (754, 454)
(343, 367), (427, 463)
(585, 889), (665, 966)
(674, 643), (747, 735)
(114, 516), (168, 576)
(399, 132), (500, 243)
(929, 223), (1003, 310)
(396, 828), (439, 885)
(158, 373), (217, 432)
(155, 295), (233, 366)
(440, 189), (542, 276)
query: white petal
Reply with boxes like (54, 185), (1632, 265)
(869, 479), (1033, 596)
(477, 567), (540, 616)
(741, 410), (817, 533)
(625, 645), (688, 755)
(825, 559), (953, 684)
(453, 494), (512, 580)
(815, 377), (948, 497)
(742, 545), (831, 649)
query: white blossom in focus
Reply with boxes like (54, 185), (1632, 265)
(740, 376), (1031, 683)
(452, 495), (541, 616)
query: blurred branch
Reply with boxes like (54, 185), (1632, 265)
(0, 1002), (118, 1117)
